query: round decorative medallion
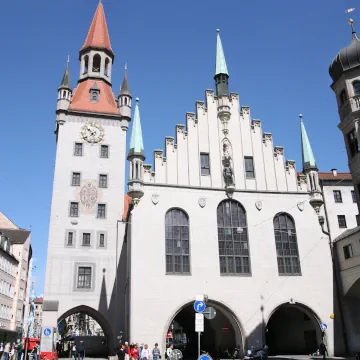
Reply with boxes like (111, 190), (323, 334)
(198, 197), (206, 208)
(80, 181), (98, 210)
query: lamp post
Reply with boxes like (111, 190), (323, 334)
(310, 199), (349, 354)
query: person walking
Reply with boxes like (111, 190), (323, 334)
(152, 343), (160, 360)
(319, 341), (328, 360)
(70, 342), (76, 360)
(140, 345), (150, 360)
(124, 342), (130, 360)
(166, 345), (173, 360)
(15, 340), (22, 360)
(4, 342), (11, 360)
(131, 344), (138, 360)
(76, 341), (85, 360)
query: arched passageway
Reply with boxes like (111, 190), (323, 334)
(165, 300), (243, 359)
(57, 305), (113, 357)
(266, 303), (322, 355)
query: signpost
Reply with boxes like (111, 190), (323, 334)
(194, 297), (217, 359)
(320, 323), (327, 332)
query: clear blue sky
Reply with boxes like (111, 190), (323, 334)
(0, 0), (354, 293)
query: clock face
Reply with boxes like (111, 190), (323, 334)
(80, 120), (105, 144)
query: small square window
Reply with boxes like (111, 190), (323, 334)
(99, 234), (105, 248)
(333, 190), (342, 203)
(77, 267), (92, 289)
(72, 172), (81, 186)
(99, 174), (108, 188)
(97, 204), (106, 219)
(343, 244), (353, 260)
(69, 202), (79, 217)
(82, 233), (91, 246)
(351, 190), (356, 203)
(200, 153), (210, 176)
(100, 145), (109, 158)
(245, 157), (255, 178)
(74, 143), (83, 156)
(67, 232), (74, 246)
(338, 215), (347, 228)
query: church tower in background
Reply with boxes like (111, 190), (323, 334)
(42, 2), (130, 351)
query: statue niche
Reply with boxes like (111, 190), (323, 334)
(222, 139), (235, 188)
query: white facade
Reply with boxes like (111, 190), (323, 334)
(320, 173), (358, 239)
(42, 2), (339, 357)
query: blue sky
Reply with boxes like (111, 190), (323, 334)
(0, 0), (354, 293)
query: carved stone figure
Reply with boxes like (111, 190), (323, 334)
(223, 165), (234, 186)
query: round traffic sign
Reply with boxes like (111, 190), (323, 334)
(204, 307), (216, 320)
(194, 301), (206, 313)
(199, 355), (212, 360)
(43, 328), (51, 336)
(320, 323), (327, 332)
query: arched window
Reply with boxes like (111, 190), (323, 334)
(354, 81), (360, 96)
(165, 209), (190, 274)
(273, 213), (301, 275)
(217, 200), (250, 275)
(83, 56), (89, 74)
(104, 58), (110, 77)
(339, 89), (347, 105)
(92, 54), (101, 73)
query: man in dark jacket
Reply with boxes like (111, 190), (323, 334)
(319, 341), (328, 360)
(76, 341), (85, 360)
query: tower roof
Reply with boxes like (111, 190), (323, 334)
(215, 29), (229, 76)
(59, 58), (71, 90)
(128, 98), (144, 157)
(120, 69), (131, 96)
(300, 116), (317, 171)
(81, 2), (113, 55)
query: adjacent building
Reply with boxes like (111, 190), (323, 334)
(43, 2), (340, 358)
(329, 20), (360, 354)
(0, 212), (32, 341)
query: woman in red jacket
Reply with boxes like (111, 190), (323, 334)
(131, 345), (139, 360)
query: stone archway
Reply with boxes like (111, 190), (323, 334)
(266, 303), (322, 355)
(164, 300), (244, 359)
(58, 305), (114, 357)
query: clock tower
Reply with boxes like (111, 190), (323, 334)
(42, 2), (130, 351)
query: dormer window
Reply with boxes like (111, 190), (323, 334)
(93, 54), (101, 73)
(354, 81), (360, 96)
(89, 83), (100, 103)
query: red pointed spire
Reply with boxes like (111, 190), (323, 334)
(81, 2), (113, 54)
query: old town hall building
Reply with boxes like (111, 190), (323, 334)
(43, 2), (338, 357)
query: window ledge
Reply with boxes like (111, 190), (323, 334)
(278, 273), (302, 277)
(165, 273), (191, 276)
(220, 273), (252, 277)
(81, 244), (91, 247)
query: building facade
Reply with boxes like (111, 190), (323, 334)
(43, 2), (342, 357)
(328, 21), (360, 354)
(0, 212), (32, 341)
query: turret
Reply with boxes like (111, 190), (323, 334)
(127, 98), (145, 204)
(119, 65), (132, 131)
(57, 57), (72, 111)
(300, 114), (323, 214)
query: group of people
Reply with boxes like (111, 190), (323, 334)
(68, 341), (85, 360)
(0, 340), (31, 360)
(116, 342), (166, 360)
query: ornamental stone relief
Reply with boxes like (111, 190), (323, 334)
(154, 150), (163, 159)
(231, 93), (239, 101)
(166, 137), (174, 146)
(242, 106), (250, 115)
(144, 165), (152, 174)
(262, 133), (272, 146)
(274, 146), (284, 158)
(286, 160), (296, 173)
(76, 180), (102, 214)
(251, 120), (261, 132)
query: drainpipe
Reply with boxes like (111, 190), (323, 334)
(318, 213), (349, 355)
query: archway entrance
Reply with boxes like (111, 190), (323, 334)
(58, 306), (113, 358)
(165, 301), (243, 359)
(266, 304), (322, 355)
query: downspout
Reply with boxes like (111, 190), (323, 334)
(319, 180), (349, 355)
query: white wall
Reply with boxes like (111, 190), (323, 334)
(129, 185), (334, 354)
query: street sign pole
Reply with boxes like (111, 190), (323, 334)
(198, 331), (200, 359)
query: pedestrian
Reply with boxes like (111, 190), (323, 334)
(124, 342), (130, 360)
(319, 341), (327, 360)
(116, 345), (126, 360)
(9, 345), (14, 360)
(131, 344), (138, 360)
(15, 340), (22, 360)
(36, 344), (40, 360)
(166, 345), (173, 360)
(138, 344), (143, 360)
(140, 345), (150, 360)
(152, 343), (161, 360)
(4, 342), (11, 360)
(0, 343), (4, 359)
(71, 342), (77, 360)
(76, 341), (85, 360)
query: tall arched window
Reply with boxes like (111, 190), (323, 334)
(339, 89), (347, 105)
(273, 213), (301, 275)
(217, 200), (250, 275)
(354, 81), (360, 96)
(165, 209), (190, 274)
(83, 56), (89, 74)
(92, 54), (101, 73)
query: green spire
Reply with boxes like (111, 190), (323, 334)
(59, 56), (71, 90)
(300, 115), (317, 171)
(215, 29), (229, 76)
(128, 98), (145, 157)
